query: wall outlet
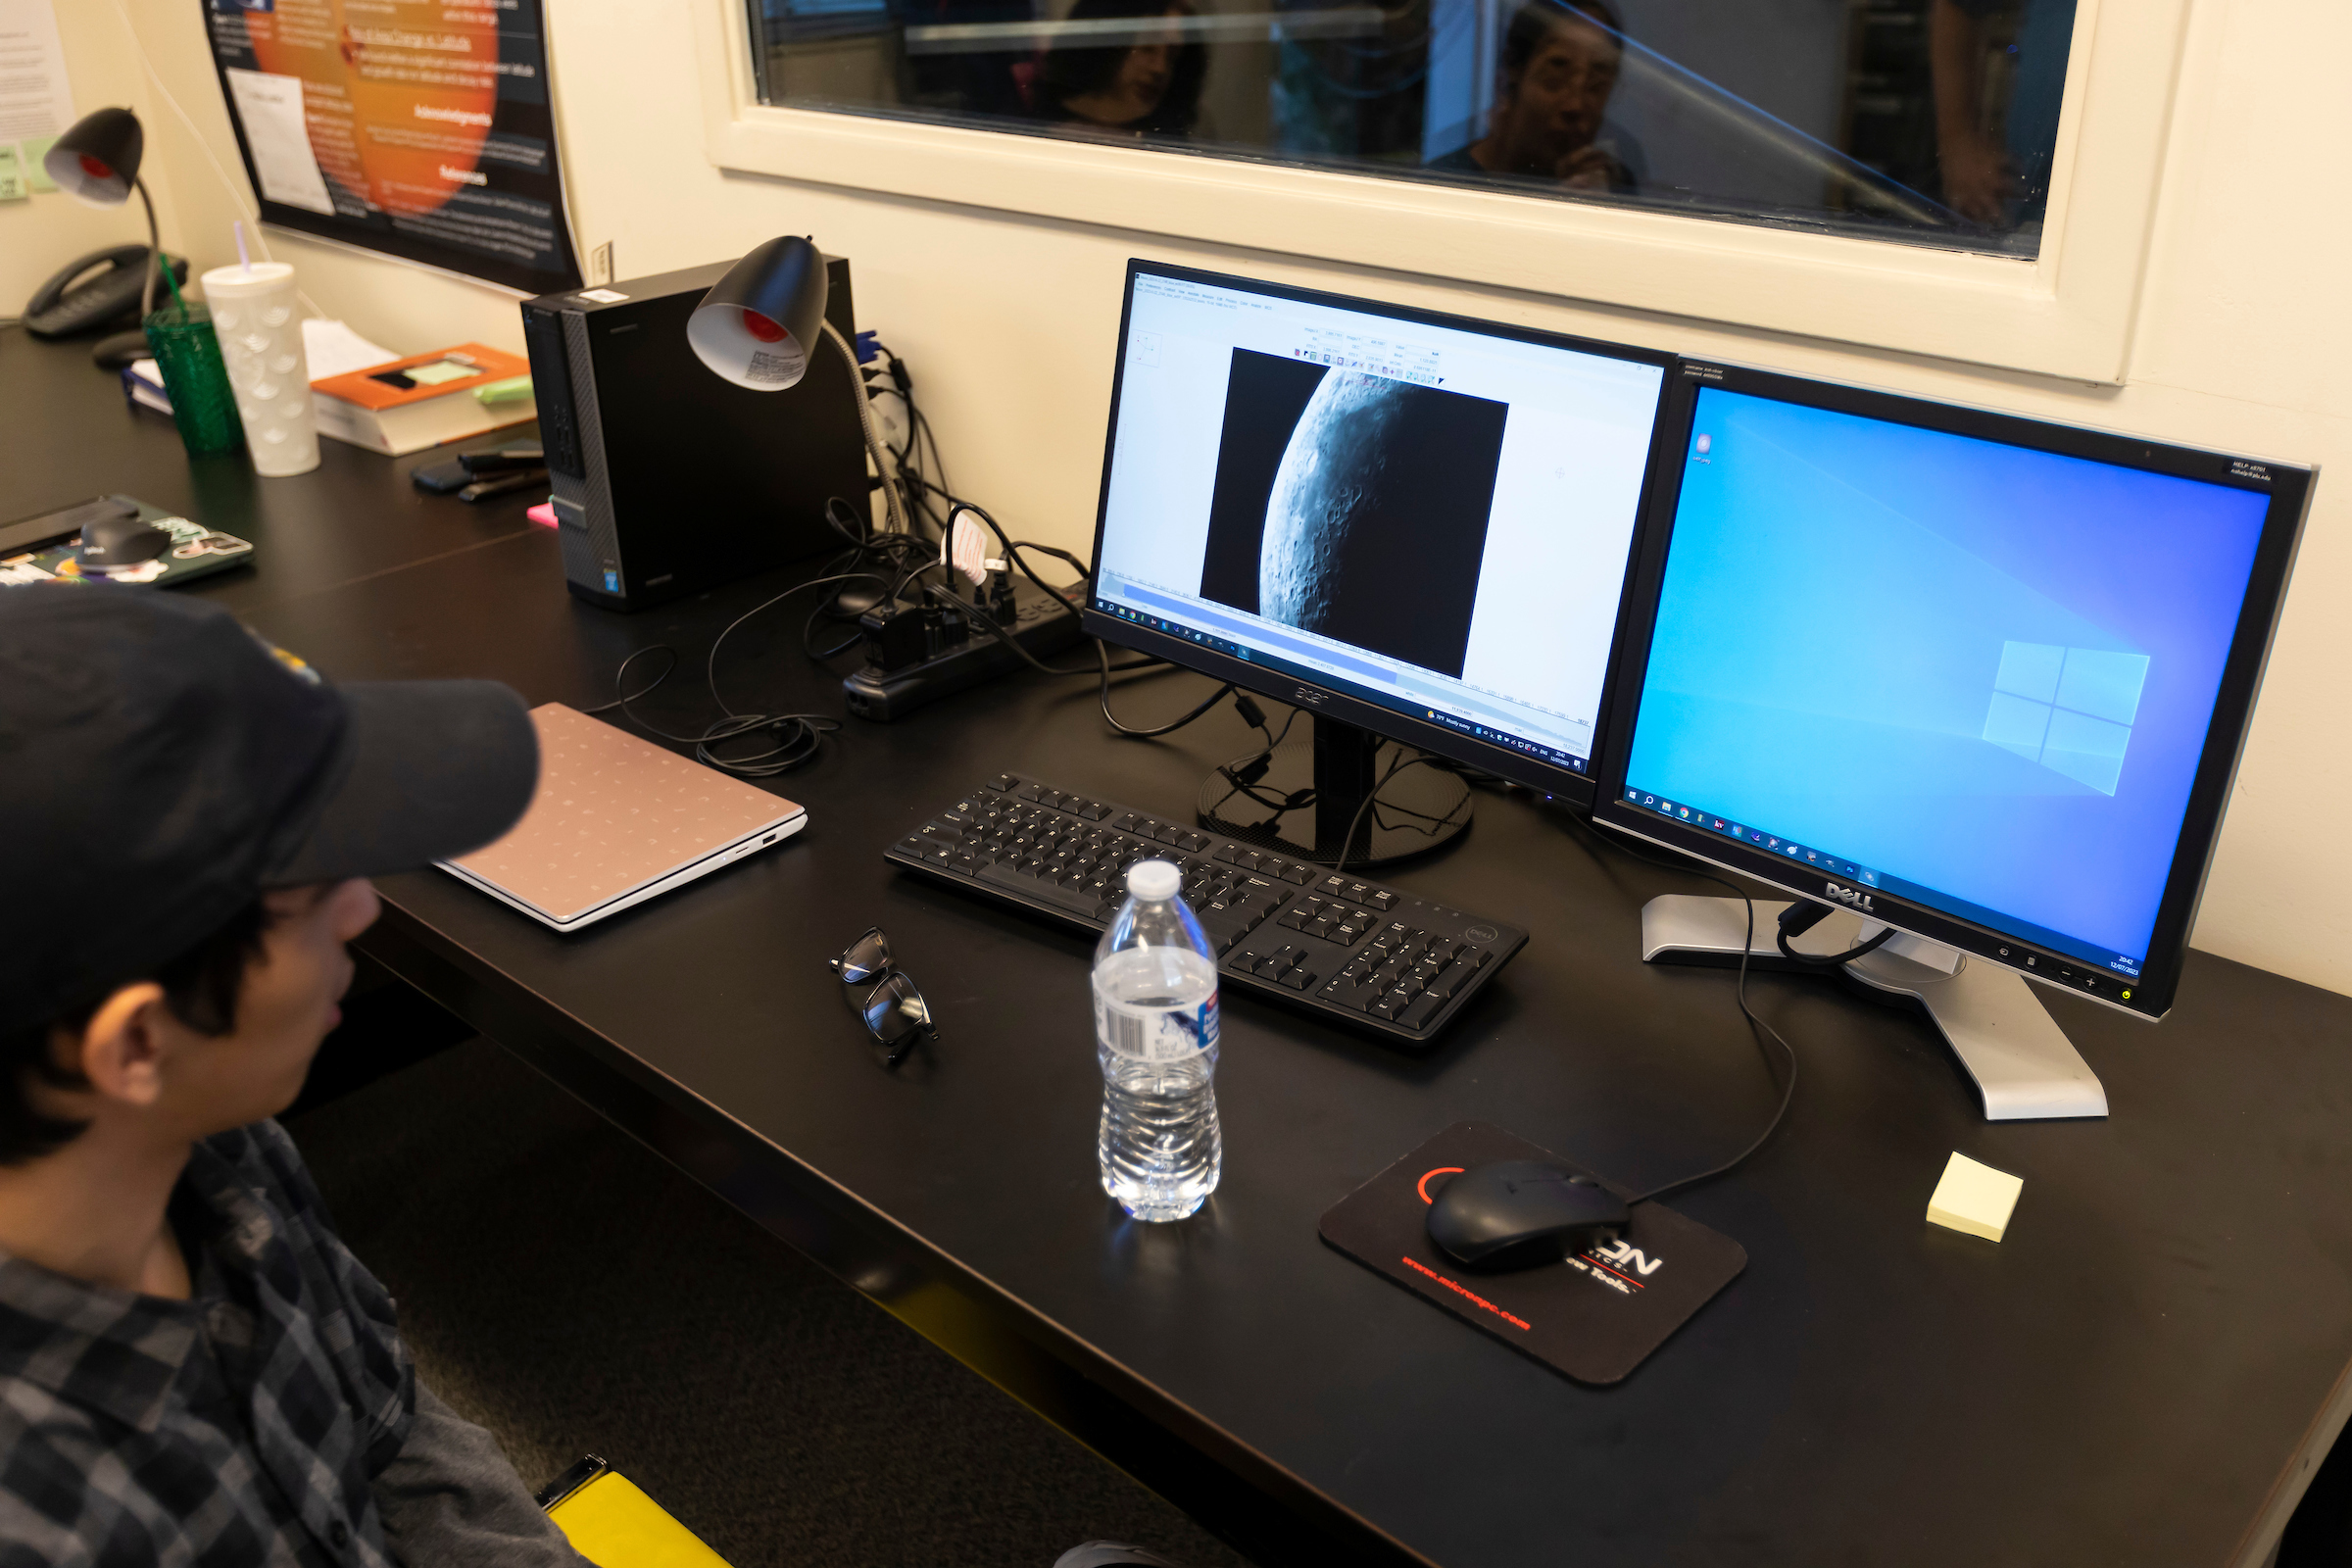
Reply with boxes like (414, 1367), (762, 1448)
(588, 241), (613, 286)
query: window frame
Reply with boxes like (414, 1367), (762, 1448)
(689, 0), (2174, 383)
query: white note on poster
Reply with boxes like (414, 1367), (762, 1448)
(0, 0), (74, 144)
(224, 67), (334, 215)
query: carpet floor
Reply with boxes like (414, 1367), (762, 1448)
(284, 1034), (1251, 1568)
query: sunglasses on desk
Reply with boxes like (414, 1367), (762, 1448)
(830, 926), (938, 1065)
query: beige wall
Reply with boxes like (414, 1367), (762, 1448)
(115, 0), (2352, 997)
(1, 1), (191, 318)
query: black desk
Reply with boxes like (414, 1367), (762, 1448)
(14, 325), (2352, 1568)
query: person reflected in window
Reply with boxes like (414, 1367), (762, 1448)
(1029, 0), (1207, 137)
(1425, 0), (1639, 194)
(1931, 0), (2076, 229)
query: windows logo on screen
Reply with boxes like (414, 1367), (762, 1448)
(1982, 641), (2150, 796)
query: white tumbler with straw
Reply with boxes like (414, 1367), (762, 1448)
(202, 243), (319, 477)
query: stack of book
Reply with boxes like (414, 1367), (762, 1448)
(121, 327), (536, 459)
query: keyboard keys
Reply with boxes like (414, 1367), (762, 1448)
(899, 776), (1512, 1038)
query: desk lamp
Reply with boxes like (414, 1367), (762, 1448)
(44, 107), (179, 368)
(685, 235), (909, 538)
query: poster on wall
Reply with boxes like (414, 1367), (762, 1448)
(202, 0), (583, 295)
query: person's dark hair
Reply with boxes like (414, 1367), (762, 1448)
(1500, 0), (1623, 87)
(0, 900), (270, 1165)
(1034, 0), (1208, 136)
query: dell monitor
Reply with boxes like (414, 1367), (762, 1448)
(1082, 261), (1673, 865)
(1596, 360), (2312, 1119)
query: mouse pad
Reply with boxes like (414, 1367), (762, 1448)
(1318, 1122), (1747, 1386)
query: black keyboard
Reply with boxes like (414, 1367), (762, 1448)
(884, 771), (1527, 1045)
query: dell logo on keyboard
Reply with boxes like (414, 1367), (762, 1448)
(1824, 880), (1874, 910)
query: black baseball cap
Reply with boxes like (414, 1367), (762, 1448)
(0, 585), (539, 1035)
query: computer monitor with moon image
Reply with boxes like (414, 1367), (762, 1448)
(1081, 262), (1674, 866)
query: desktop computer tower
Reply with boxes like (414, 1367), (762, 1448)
(521, 257), (866, 612)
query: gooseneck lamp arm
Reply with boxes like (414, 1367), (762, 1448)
(820, 318), (908, 538)
(684, 234), (909, 540)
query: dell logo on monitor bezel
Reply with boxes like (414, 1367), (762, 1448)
(1824, 880), (1874, 910)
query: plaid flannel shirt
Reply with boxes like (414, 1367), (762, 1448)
(0, 1120), (419, 1567)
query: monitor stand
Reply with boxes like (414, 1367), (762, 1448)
(1197, 714), (1471, 870)
(1641, 895), (2109, 1122)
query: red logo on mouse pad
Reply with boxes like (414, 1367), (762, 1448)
(1319, 1122), (1747, 1385)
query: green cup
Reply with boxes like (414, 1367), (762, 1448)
(143, 302), (246, 458)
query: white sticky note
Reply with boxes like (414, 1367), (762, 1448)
(300, 318), (400, 380)
(223, 68), (335, 215)
(1927, 1152), (2023, 1243)
(0, 0), (76, 146)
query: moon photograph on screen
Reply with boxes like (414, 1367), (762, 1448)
(1198, 349), (1508, 678)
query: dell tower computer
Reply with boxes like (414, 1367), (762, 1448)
(1597, 359), (2313, 1120)
(522, 258), (867, 612)
(1078, 260), (1675, 867)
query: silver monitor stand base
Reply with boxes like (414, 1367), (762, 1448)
(1642, 896), (2108, 1122)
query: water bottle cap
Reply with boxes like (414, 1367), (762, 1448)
(1126, 858), (1181, 901)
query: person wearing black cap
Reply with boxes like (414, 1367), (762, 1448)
(0, 585), (590, 1565)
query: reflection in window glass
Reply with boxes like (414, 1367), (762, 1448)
(750, 0), (2075, 255)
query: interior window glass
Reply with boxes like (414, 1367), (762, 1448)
(748, 0), (2072, 256)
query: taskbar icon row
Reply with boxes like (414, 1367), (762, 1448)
(1625, 788), (1879, 886)
(1098, 603), (1248, 662)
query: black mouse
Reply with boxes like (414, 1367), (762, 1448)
(1426, 1159), (1630, 1271)
(80, 514), (173, 569)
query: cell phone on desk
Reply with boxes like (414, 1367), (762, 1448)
(412, 445), (546, 496)
(457, 467), (548, 503)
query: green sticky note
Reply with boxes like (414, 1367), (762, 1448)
(0, 147), (25, 203)
(406, 359), (481, 386)
(473, 374), (533, 406)
(23, 135), (57, 193)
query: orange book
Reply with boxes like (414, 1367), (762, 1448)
(310, 343), (536, 457)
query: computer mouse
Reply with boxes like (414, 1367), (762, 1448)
(79, 513), (173, 569)
(1426, 1159), (1631, 1271)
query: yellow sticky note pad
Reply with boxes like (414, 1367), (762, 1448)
(1927, 1152), (2023, 1243)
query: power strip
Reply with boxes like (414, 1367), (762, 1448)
(841, 576), (1085, 722)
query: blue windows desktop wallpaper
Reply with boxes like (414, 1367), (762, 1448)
(1624, 389), (2270, 966)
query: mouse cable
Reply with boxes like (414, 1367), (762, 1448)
(1555, 808), (1800, 1208)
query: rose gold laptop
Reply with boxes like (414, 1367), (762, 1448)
(438, 704), (807, 930)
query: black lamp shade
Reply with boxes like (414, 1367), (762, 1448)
(686, 235), (829, 391)
(45, 107), (143, 207)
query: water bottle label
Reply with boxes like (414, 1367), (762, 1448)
(1097, 992), (1219, 1062)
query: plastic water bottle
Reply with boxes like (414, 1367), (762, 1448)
(1094, 858), (1222, 1222)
